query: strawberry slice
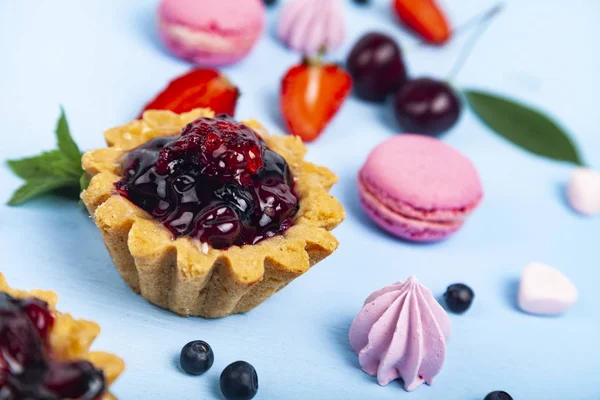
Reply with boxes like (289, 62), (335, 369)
(139, 69), (239, 118)
(280, 58), (352, 142)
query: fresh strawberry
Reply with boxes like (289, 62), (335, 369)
(139, 69), (239, 118)
(280, 58), (352, 142)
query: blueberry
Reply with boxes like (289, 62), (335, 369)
(220, 361), (258, 400)
(484, 391), (513, 400)
(444, 283), (474, 313)
(263, 0), (277, 6)
(179, 341), (214, 375)
(353, 0), (370, 4)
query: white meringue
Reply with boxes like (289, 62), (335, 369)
(567, 167), (600, 216)
(518, 262), (578, 316)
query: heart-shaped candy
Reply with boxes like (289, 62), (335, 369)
(518, 262), (578, 316)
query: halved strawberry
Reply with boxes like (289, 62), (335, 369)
(280, 58), (352, 142)
(139, 69), (239, 118)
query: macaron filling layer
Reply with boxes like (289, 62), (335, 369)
(358, 175), (464, 240)
(359, 172), (481, 223)
(159, 20), (259, 62)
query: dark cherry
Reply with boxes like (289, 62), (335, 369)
(116, 115), (299, 250)
(220, 361), (258, 400)
(444, 283), (474, 313)
(0, 292), (106, 399)
(484, 391), (513, 400)
(393, 78), (461, 136)
(347, 32), (408, 102)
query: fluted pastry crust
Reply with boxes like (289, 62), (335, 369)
(0, 274), (124, 400)
(81, 109), (345, 318)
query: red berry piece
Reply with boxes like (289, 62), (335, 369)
(280, 57), (352, 142)
(155, 115), (265, 185)
(393, 78), (461, 136)
(139, 69), (239, 118)
(347, 32), (408, 102)
(21, 298), (55, 341)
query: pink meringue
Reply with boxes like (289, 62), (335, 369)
(349, 276), (451, 391)
(278, 0), (345, 55)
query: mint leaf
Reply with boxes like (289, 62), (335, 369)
(464, 90), (584, 165)
(7, 177), (78, 206)
(80, 172), (91, 192)
(6, 108), (86, 206)
(56, 107), (82, 165)
(7, 150), (65, 179)
(51, 157), (83, 179)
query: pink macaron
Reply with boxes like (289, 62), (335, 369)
(157, 0), (266, 66)
(358, 135), (483, 242)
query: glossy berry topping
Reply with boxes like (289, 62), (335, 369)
(347, 32), (408, 102)
(0, 292), (106, 399)
(444, 283), (474, 313)
(116, 115), (299, 250)
(393, 78), (461, 136)
(220, 361), (258, 400)
(180, 341), (214, 375)
(484, 391), (513, 400)
(43, 361), (105, 399)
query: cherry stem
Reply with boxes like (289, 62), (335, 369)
(447, 3), (505, 81)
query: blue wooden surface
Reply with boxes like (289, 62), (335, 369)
(1, 0), (599, 399)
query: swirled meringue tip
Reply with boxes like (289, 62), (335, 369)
(348, 276), (451, 391)
(277, 0), (345, 55)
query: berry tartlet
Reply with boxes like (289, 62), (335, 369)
(81, 109), (344, 318)
(0, 274), (124, 399)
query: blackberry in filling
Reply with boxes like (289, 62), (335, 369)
(116, 115), (300, 249)
(0, 293), (106, 399)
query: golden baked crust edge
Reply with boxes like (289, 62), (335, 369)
(81, 109), (345, 318)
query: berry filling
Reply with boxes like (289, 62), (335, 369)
(0, 292), (106, 399)
(116, 115), (300, 250)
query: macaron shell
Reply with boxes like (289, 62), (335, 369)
(158, 0), (265, 66)
(361, 135), (483, 213)
(159, 0), (265, 32)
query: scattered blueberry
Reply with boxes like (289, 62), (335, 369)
(263, 0), (277, 6)
(444, 283), (474, 313)
(220, 361), (259, 400)
(180, 340), (214, 375)
(484, 391), (513, 400)
(353, 0), (370, 4)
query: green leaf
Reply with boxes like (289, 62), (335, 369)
(7, 177), (78, 206)
(80, 172), (91, 192)
(7, 150), (65, 179)
(464, 90), (584, 165)
(55, 107), (82, 166)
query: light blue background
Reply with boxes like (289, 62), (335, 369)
(1, 0), (599, 399)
